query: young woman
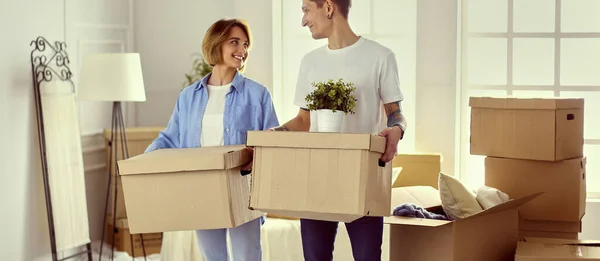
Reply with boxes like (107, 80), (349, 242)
(145, 18), (279, 261)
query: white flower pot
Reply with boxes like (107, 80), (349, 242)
(317, 109), (343, 133)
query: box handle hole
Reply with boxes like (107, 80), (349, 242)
(241, 170), (252, 176)
(567, 114), (575, 120)
(378, 160), (385, 167)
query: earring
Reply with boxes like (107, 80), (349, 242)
(327, 14), (332, 19)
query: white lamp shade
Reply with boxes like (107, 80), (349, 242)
(77, 53), (146, 102)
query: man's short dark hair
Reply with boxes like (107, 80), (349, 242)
(312, 0), (351, 19)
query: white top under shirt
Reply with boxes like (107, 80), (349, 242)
(293, 37), (404, 134)
(200, 84), (231, 147)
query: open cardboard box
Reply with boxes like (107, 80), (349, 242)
(246, 131), (392, 223)
(117, 145), (264, 234)
(516, 237), (600, 260)
(384, 186), (541, 261)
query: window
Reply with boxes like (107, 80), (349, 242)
(459, 0), (600, 198)
(272, 0), (418, 153)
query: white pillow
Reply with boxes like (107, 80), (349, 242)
(476, 185), (510, 209)
(438, 172), (483, 220)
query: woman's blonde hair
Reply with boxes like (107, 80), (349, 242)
(202, 18), (252, 72)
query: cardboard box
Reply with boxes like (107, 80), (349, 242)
(519, 230), (579, 240)
(104, 127), (164, 219)
(384, 186), (540, 261)
(246, 131), (392, 223)
(520, 219), (582, 233)
(391, 153), (442, 189)
(485, 156), (586, 222)
(105, 218), (162, 257)
(515, 237), (600, 260)
(470, 97), (584, 161)
(117, 145), (264, 234)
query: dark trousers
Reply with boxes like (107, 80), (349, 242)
(300, 216), (384, 261)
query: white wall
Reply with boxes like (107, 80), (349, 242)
(0, 0), (133, 260)
(414, 0), (459, 175)
(0, 1), (66, 259)
(134, 0), (274, 127)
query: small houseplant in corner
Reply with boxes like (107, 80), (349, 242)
(182, 53), (213, 88)
(305, 78), (357, 132)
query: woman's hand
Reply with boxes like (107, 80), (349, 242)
(241, 147), (254, 172)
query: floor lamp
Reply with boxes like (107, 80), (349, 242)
(77, 53), (147, 260)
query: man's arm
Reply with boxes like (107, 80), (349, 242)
(379, 100), (407, 162)
(383, 101), (407, 139)
(271, 108), (310, 132)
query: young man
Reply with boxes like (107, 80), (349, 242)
(270, 0), (407, 260)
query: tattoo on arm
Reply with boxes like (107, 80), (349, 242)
(384, 101), (406, 137)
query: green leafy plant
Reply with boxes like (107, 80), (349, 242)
(182, 53), (213, 87)
(305, 78), (357, 115)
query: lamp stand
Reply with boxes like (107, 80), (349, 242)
(99, 101), (148, 261)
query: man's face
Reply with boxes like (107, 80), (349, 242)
(301, 0), (332, 39)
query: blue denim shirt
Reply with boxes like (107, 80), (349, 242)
(145, 71), (280, 152)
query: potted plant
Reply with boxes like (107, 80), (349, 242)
(305, 78), (357, 132)
(182, 53), (213, 88)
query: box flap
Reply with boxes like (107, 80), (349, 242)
(117, 145), (250, 176)
(390, 186), (442, 210)
(462, 192), (543, 220)
(383, 215), (452, 227)
(516, 239), (600, 260)
(524, 237), (600, 246)
(393, 153), (443, 164)
(246, 131), (385, 153)
(469, 97), (584, 110)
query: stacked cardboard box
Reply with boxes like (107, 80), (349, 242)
(103, 127), (165, 253)
(515, 237), (600, 260)
(104, 127), (165, 219)
(105, 217), (162, 257)
(469, 97), (586, 239)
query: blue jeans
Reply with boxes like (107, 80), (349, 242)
(195, 218), (262, 261)
(300, 216), (384, 261)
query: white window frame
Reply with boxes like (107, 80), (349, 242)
(458, 0), (600, 199)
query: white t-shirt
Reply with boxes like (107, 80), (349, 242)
(200, 84), (230, 147)
(293, 37), (404, 134)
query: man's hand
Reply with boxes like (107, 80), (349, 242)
(267, 125), (289, 131)
(381, 101), (407, 163)
(379, 126), (403, 162)
(241, 147), (254, 172)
